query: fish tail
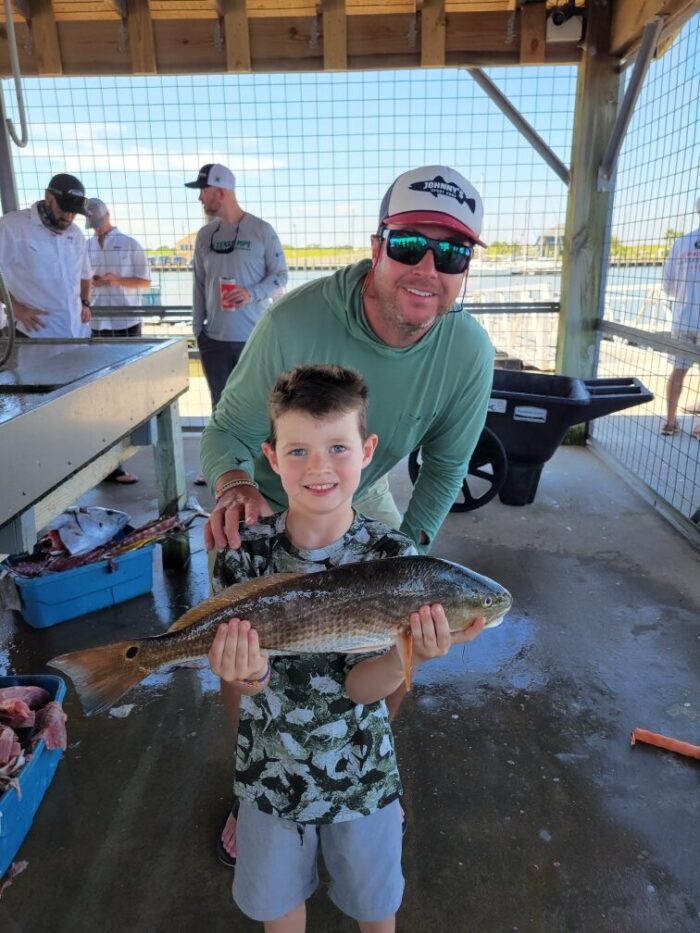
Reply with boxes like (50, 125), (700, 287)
(49, 640), (152, 716)
(396, 628), (413, 691)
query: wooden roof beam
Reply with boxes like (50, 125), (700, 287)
(126, 0), (156, 74)
(107, 0), (128, 18)
(323, 0), (347, 69)
(520, 0), (546, 64)
(24, 0), (62, 75)
(10, 0), (31, 20)
(421, 0), (446, 66)
(216, 0), (251, 71)
(610, 0), (700, 60)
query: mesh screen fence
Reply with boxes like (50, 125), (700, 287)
(1, 65), (573, 423)
(594, 16), (700, 526)
(2, 28), (698, 526)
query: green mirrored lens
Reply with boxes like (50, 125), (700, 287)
(385, 230), (471, 273)
(390, 234), (427, 264)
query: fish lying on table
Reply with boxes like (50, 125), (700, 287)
(49, 556), (512, 717)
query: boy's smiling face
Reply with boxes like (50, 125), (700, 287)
(262, 409), (378, 521)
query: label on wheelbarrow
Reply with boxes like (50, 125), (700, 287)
(513, 406), (548, 423)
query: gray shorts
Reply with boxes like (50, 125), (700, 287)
(669, 327), (698, 370)
(232, 799), (404, 923)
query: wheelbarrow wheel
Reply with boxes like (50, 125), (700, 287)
(408, 426), (508, 512)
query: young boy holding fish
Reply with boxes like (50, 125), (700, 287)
(208, 364), (487, 933)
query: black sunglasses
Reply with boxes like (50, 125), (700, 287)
(381, 228), (473, 275)
(209, 220), (242, 255)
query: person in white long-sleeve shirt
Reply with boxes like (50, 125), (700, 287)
(185, 162), (289, 484)
(660, 196), (700, 439)
(0, 173), (92, 338)
(186, 163), (289, 409)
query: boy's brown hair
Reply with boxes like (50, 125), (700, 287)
(267, 364), (369, 448)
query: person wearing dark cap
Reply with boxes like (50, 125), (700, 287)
(86, 197), (151, 484)
(0, 173), (93, 337)
(198, 165), (494, 869)
(185, 163), (289, 483)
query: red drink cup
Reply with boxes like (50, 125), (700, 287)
(219, 276), (237, 310)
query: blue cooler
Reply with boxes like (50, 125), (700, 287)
(11, 544), (155, 628)
(0, 674), (67, 879)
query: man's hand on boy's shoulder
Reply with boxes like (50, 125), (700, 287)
(410, 603), (486, 667)
(205, 485), (274, 551)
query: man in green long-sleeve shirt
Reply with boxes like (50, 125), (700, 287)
(201, 164), (495, 870)
(201, 164), (494, 553)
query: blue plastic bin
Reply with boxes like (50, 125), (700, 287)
(0, 674), (67, 879)
(12, 544), (155, 628)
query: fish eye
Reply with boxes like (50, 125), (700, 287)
(482, 595), (493, 608)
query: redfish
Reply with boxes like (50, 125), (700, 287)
(49, 556), (512, 716)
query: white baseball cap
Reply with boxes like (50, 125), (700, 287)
(379, 165), (486, 246)
(185, 163), (236, 191)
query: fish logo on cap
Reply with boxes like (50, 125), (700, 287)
(409, 175), (476, 214)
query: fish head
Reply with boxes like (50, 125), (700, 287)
(45, 506), (130, 556)
(431, 558), (512, 630)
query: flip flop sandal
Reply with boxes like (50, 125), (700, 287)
(194, 473), (207, 486)
(660, 423), (680, 436)
(216, 799), (240, 869)
(114, 472), (138, 484)
(215, 835), (237, 869)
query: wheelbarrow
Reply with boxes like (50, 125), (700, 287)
(409, 371), (654, 510)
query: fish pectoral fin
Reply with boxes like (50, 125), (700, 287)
(395, 627), (413, 691)
(166, 571), (307, 632)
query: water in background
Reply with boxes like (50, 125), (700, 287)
(149, 264), (669, 329)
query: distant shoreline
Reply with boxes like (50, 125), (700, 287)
(146, 258), (665, 273)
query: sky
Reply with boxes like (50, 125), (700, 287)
(0, 15), (698, 252)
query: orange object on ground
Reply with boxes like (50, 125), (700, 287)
(630, 728), (700, 760)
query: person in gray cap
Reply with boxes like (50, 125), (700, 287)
(0, 172), (92, 337)
(185, 163), (289, 482)
(86, 198), (150, 338)
(86, 197), (151, 484)
(198, 165), (494, 869)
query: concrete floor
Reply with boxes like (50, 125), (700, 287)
(1, 438), (698, 933)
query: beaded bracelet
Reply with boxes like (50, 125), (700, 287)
(215, 477), (259, 502)
(236, 659), (271, 689)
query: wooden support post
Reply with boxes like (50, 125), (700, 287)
(323, 0), (347, 71)
(154, 401), (189, 566)
(126, 0), (157, 75)
(421, 0), (445, 67)
(556, 0), (620, 383)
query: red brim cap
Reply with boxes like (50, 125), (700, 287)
(383, 210), (487, 248)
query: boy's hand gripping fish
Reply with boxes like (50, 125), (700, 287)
(49, 556), (512, 716)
